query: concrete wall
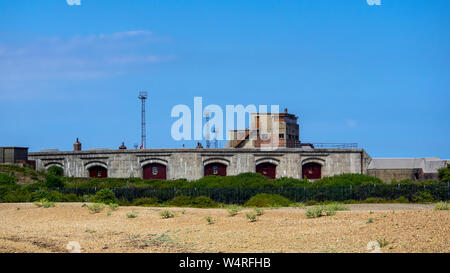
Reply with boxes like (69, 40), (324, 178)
(29, 148), (370, 180)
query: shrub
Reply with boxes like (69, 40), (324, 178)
(159, 210), (174, 218)
(45, 174), (64, 188)
(325, 202), (349, 211)
(434, 202), (449, 210)
(191, 196), (218, 208)
(244, 193), (292, 207)
(85, 203), (105, 214)
(289, 202), (306, 208)
(2, 189), (32, 202)
(108, 203), (119, 211)
(132, 197), (158, 207)
(364, 197), (387, 203)
(367, 218), (374, 224)
(411, 191), (434, 203)
(34, 198), (55, 208)
(438, 164), (450, 182)
(47, 166), (64, 177)
(377, 238), (389, 248)
(226, 205), (242, 216)
(91, 189), (117, 204)
(126, 212), (137, 218)
(167, 196), (192, 207)
(324, 207), (336, 216)
(254, 208), (264, 216)
(394, 196), (409, 203)
(246, 212), (257, 222)
(205, 216), (214, 224)
(0, 173), (16, 185)
(306, 206), (324, 218)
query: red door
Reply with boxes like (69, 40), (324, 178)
(302, 163), (321, 179)
(143, 163), (167, 180)
(204, 163), (227, 176)
(256, 163), (277, 179)
(88, 166), (108, 178)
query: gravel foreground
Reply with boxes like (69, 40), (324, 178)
(0, 203), (448, 253)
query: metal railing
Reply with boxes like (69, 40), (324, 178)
(312, 143), (358, 149)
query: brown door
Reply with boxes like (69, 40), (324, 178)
(88, 166), (108, 178)
(204, 163), (227, 176)
(256, 163), (276, 179)
(302, 163), (321, 179)
(143, 163), (167, 180)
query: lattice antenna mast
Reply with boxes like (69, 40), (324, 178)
(213, 127), (218, 149)
(138, 91), (148, 149)
(204, 111), (211, 149)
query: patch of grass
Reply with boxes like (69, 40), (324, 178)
(254, 208), (264, 216)
(305, 206), (324, 218)
(289, 202), (306, 208)
(377, 238), (389, 248)
(108, 203), (119, 211)
(434, 202), (449, 210)
(132, 197), (158, 207)
(85, 203), (105, 214)
(33, 198), (55, 208)
(324, 207), (336, 216)
(246, 212), (257, 222)
(126, 212), (138, 218)
(226, 205), (242, 216)
(325, 202), (349, 211)
(205, 216), (215, 224)
(367, 218), (374, 224)
(394, 196), (409, 203)
(244, 193), (292, 207)
(159, 210), (175, 219)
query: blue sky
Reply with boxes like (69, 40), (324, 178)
(0, 0), (449, 158)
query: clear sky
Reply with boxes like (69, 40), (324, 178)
(0, 0), (449, 158)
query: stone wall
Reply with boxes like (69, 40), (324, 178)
(29, 148), (370, 181)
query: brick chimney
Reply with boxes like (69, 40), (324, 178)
(73, 138), (82, 151)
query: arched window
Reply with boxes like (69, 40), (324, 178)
(302, 162), (322, 179)
(143, 163), (167, 180)
(204, 163), (227, 177)
(88, 166), (108, 178)
(256, 163), (277, 179)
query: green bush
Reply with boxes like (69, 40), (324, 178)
(91, 189), (117, 204)
(244, 193), (292, 207)
(159, 210), (174, 218)
(166, 195), (218, 208)
(191, 196), (218, 208)
(1, 189), (32, 202)
(305, 206), (324, 218)
(246, 212), (257, 222)
(325, 202), (349, 211)
(47, 166), (64, 177)
(411, 191), (435, 203)
(395, 196), (409, 203)
(226, 205), (242, 216)
(434, 202), (449, 210)
(132, 197), (158, 207)
(438, 164), (450, 182)
(84, 203), (105, 214)
(0, 173), (16, 185)
(45, 175), (64, 188)
(167, 196), (193, 207)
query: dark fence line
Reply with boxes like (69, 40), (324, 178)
(52, 183), (450, 204)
